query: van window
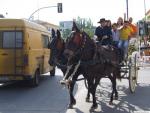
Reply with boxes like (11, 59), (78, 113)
(1, 31), (23, 49)
(41, 35), (49, 48)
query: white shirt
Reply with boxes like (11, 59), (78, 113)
(112, 29), (120, 42)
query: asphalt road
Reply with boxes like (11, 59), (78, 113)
(0, 67), (150, 113)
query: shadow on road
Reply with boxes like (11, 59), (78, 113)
(0, 74), (80, 113)
(95, 82), (150, 113)
(1, 73), (150, 113)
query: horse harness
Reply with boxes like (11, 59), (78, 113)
(78, 32), (116, 66)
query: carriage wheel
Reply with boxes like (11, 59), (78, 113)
(128, 56), (137, 93)
(84, 79), (88, 89)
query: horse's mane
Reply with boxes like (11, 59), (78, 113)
(72, 21), (80, 32)
(82, 31), (95, 47)
(56, 30), (61, 39)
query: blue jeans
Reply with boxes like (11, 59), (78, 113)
(118, 40), (129, 59)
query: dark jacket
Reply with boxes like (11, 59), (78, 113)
(95, 26), (112, 45)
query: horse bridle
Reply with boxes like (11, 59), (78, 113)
(72, 31), (87, 57)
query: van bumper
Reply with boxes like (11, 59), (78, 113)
(0, 74), (33, 83)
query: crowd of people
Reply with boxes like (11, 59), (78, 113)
(50, 17), (137, 63)
(94, 17), (137, 61)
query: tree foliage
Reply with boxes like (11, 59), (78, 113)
(61, 17), (95, 39)
(76, 17), (95, 38)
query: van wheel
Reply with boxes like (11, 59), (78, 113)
(30, 70), (40, 87)
(50, 67), (55, 76)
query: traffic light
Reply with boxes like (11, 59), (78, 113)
(57, 3), (63, 13)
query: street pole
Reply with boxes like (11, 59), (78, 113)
(126, 0), (129, 20)
(28, 6), (57, 21)
(144, 0), (147, 21)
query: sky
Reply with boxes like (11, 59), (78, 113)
(0, 0), (150, 26)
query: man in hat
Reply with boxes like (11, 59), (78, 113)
(94, 18), (112, 45)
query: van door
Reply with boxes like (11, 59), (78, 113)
(41, 35), (50, 73)
(0, 31), (23, 74)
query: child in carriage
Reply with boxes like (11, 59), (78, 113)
(112, 23), (120, 47)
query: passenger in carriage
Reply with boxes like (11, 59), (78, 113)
(106, 20), (112, 30)
(128, 17), (137, 37)
(118, 20), (133, 61)
(116, 17), (124, 62)
(94, 18), (112, 45)
(112, 23), (120, 47)
(117, 17), (124, 30)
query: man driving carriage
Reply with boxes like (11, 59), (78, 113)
(94, 18), (112, 45)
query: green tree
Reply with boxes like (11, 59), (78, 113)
(76, 17), (95, 38)
(60, 17), (95, 39)
(62, 29), (71, 41)
(147, 15), (150, 20)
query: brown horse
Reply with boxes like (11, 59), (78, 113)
(63, 22), (121, 111)
(49, 30), (67, 75)
(49, 30), (90, 109)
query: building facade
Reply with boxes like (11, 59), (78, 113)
(34, 20), (59, 33)
(146, 9), (150, 21)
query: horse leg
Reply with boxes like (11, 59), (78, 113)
(113, 77), (118, 100)
(113, 71), (119, 100)
(68, 79), (76, 109)
(108, 75), (118, 105)
(89, 78), (99, 111)
(85, 79), (90, 102)
(86, 89), (90, 102)
(67, 72), (80, 109)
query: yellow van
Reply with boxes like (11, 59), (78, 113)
(0, 19), (53, 86)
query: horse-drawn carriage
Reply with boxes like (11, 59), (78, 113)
(49, 23), (140, 111)
(83, 51), (139, 93)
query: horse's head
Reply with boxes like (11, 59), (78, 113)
(49, 29), (66, 66)
(65, 31), (83, 54)
(64, 22), (89, 65)
(49, 29), (64, 51)
(56, 30), (65, 51)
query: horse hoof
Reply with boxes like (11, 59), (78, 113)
(109, 101), (113, 105)
(89, 108), (94, 112)
(86, 98), (90, 102)
(67, 104), (73, 109)
(90, 104), (98, 111)
(72, 100), (76, 105)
